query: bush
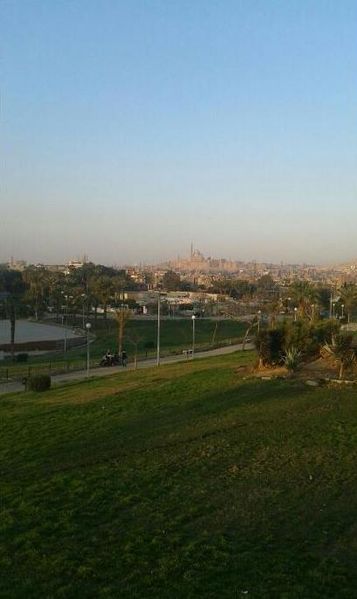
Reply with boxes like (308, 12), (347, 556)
(255, 328), (285, 366)
(16, 353), (29, 363)
(282, 347), (302, 372)
(28, 374), (51, 392)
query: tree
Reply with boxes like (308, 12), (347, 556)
(0, 270), (26, 359)
(321, 334), (355, 380)
(162, 271), (181, 291)
(114, 308), (131, 354)
(289, 281), (318, 320)
(338, 284), (357, 324)
(23, 267), (49, 320)
(126, 331), (143, 369)
(256, 274), (276, 293)
(255, 328), (285, 368)
(92, 275), (115, 320)
(47, 272), (66, 321)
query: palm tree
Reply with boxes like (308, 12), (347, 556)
(48, 272), (65, 322)
(321, 334), (355, 380)
(289, 281), (318, 320)
(92, 275), (115, 321)
(338, 284), (357, 324)
(23, 267), (49, 320)
(114, 307), (131, 355)
(2, 270), (26, 359)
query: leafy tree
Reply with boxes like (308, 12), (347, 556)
(162, 270), (181, 291)
(317, 286), (332, 313)
(256, 274), (276, 293)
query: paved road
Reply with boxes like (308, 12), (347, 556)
(0, 342), (254, 396)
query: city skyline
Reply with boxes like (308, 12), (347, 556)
(5, 243), (357, 271)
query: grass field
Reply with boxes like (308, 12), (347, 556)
(0, 318), (248, 381)
(2, 351), (357, 597)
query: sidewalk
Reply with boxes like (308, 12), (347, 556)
(0, 342), (254, 396)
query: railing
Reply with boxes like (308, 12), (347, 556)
(0, 335), (249, 383)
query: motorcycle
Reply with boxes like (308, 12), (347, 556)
(99, 354), (121, 367)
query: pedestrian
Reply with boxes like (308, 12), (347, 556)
(121, 349), (127, 367)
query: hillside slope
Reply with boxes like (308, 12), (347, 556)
(1, 353), (357, 598)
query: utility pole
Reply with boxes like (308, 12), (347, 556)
(192, 314), (196, 357)
(156, 293), (161, 366)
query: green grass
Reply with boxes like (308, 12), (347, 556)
(0, 318), (248, 380)
(2, 351), (357, 597)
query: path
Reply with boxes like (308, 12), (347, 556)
(0, 342), (254, 395)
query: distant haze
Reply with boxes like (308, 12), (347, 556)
(1, 1), (357, 266)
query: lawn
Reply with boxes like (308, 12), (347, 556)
(0, 318), (248, 381)
(2, 351), (357, 598)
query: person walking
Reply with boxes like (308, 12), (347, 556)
(121, 349), (128, 367)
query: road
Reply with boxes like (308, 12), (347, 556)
(0, 342), (254, 395)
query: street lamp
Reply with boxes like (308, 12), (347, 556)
(332, 303), (336, 319)
(192, 314), (196, 357)
(81, 293), (86, 330)
(156, 292), (161, 366)
(86, 322), (91, 377)
(294, 307), (298, 322)
(62, 293), (69, 353)
(257, 310), (262, 333)
(341, 304), (345, 319)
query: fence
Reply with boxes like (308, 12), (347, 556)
(0, 335), (249, 384)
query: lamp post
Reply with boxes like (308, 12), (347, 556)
(257, 310), (262, 333)
(192, 314), (196, 357)
(156, 292), (161, 366)
(341, 304), (345, 320)
(62, 293), (69, 353)
(81, 293), (86, 330)
(332, 302), (336, 319)
(86, 322), (91, 377)
(294, 307), (298, 322)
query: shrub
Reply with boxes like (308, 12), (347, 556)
(16, 353), (29, 363)
(28, 374), (51, 392)
(255, 328), (285, 367)
(282, 347), (302, 372)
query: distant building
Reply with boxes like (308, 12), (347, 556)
(8, 257), (27, 271)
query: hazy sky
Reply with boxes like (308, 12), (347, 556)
(1, 0), (357, 265)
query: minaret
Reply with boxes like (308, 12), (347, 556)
(190, 242), (194, 258)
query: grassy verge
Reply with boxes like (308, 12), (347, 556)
(2, 351), (357, 597)
(0, 318), (248, 381)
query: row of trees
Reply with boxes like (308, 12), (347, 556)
(0, 263), (139, 324)
(209, 275), (357, 323)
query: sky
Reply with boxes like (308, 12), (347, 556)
(1, 0), (357, 266)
